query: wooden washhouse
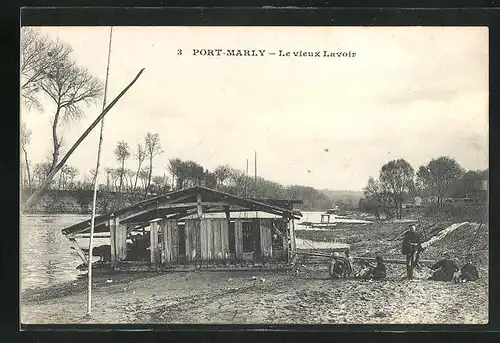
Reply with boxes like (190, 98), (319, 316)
(62, 186), (303, 271)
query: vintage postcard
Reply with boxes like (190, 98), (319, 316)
(20, 26), (488, 325)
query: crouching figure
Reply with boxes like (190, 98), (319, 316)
(428, 252), (459, 282)
(457, 258), (480, 283)
(355, 255), (386, 280)
(329, 252), (348, 279)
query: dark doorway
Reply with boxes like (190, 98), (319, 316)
(242, 222), (254, 253)
(178, 224), (186, 256)
(242, 220), (261, 257)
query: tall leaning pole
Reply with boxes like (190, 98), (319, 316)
(86, 26), (113, 317)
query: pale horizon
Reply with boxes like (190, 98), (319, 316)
(20, 26), (489, 191)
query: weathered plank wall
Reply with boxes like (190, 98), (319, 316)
(171, 221), (179, 264)
(290, 219), (296, 258)
(220, 219), (229, 261)
(109, 217), (127, 263)
(153, 217), (293, 266)
(161, 219), (178, 265)
(150, 221), (160, 265)
(213, 219), (222, 261)
(185, 219), (200, 262)
(234, 219), (243, 261)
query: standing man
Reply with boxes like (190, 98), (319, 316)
(401, 224), (422, 279)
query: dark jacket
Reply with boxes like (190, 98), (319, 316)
(371, 262), (386, 280)
(402, 230), (421, 255)
(431, 259), (459, 281)
(329, 258), (347, 278)
(461, 263), (479, 281)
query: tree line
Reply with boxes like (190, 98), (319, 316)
(20, 28), (334, 211)
(22, 125), (333, 211)
(359, 157), (488, 219)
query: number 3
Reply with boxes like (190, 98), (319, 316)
(177, 49), (182, 55)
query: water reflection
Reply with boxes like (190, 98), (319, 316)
(20, 214), (91, 291)
(20, 212), (330, 291)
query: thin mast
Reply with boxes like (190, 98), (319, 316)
(254, 151), (257, 198)
(254, 151), (257, 218)
(87, 26), (113, 316)
(245, 158), (249, 198)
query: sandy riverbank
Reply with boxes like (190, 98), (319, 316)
(21, 265), (488, 324)
(21, 220), (488, 324)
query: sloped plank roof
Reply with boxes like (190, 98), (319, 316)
(61, 186), (302, 236)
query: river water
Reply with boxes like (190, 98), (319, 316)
(20, 211), (364, 291)
(20, 214), (91, 291)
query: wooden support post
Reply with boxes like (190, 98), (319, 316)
(280, 217), (288, 259)
(225, 208), (231, 262)
(214, 219), (222, 263)
(260, 219), (272, 261)
(150, 220), (159, 266)
(116, 222), (128, 262)
(220, 218), (229, 263)
(109, 217), (118, 265)
(200, 218), (209, 264)
(68, 237), (88, 265)
(234, 219), (243, 263)
(197, 193), (203, 218)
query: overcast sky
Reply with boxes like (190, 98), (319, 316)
(21, 26), (488, 191)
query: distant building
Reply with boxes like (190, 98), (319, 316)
(470, 179), (488, 202)
(403, 197), (424, 209)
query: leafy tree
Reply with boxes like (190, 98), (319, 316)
(362, 176), (394, 219)
(183, 160), (205, 187)
(379, 159), (414, 219)
(204, 170), (217, 189)
(168, 158), (183, 190)
(214, 165), (232, 189)
(151, 175), (170, 194)
(416, 156), (464, 208)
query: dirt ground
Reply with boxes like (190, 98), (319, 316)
(21, 220), (489, 325)
(21, 265), (488, 324)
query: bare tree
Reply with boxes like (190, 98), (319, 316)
(33, 162), (51, 188)
(38, 57), (103, 173)
(20, 27), (73, 111)
(133, 143), (146, 190)
(144, 133), (163, 193)
(104, 167), (113, 190)
(138, 167), (151, 190)
(114, 141), (130, 194)
(20, 122), (32, 189)
(64, 165), (79, 189)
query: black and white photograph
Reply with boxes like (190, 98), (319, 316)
(19, 26), (488, 324)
